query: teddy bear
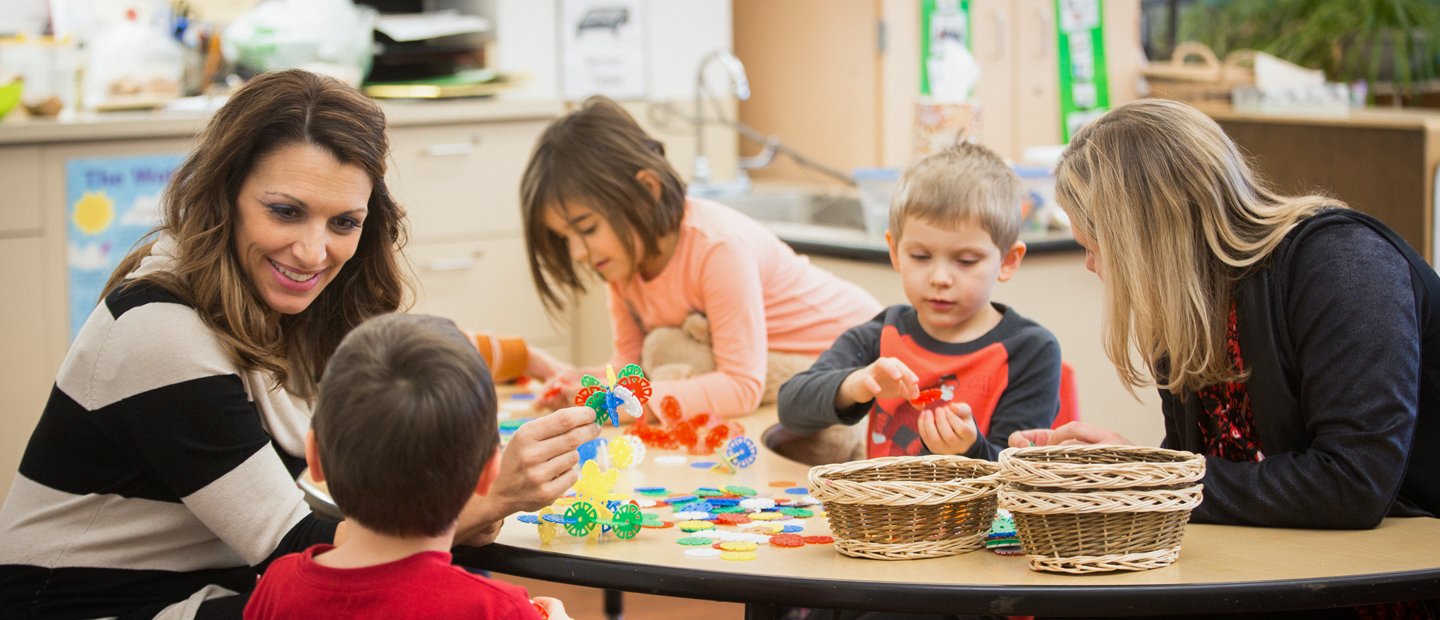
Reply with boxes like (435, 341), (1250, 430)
(642, 313), (866, 465)
(640, 313), (814, 406)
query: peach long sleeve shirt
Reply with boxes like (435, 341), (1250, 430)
(607, 198), (883, 418)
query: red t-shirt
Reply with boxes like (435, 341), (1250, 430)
(244, 544), (542, 620)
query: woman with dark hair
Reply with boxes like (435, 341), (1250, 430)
(0, 70), (597, 619)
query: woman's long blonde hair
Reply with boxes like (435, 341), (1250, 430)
(1055, 99), (1337, 395)
(103, 70), (410, 398)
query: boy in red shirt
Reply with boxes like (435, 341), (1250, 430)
(778, 143), (1061, 460)
(245, 314), (570, 619)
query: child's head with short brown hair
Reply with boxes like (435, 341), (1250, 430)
(884, 143), (1028, 342)
(888, 142), (1025, 250)
(310, 313), (499, 538)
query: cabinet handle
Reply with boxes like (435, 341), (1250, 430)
(991, 11), (1008, 61)
(422, 136), (481, 157)
(424, 249), (485, 272)
(1034, 8), (1052, 59)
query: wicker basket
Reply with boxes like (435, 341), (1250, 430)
(807, 455), (1001, 560)
(1143, 41), (1255, 104)
(998, 446), (1205, 574)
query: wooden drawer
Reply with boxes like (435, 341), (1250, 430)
(405, 237), (567, 343)
(0, 236), (56, 499)
(388, 120), (549, 241)
(0, 146), (43, 236)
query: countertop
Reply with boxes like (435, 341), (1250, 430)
(0, 97), (565, 145)
(765, 220), (1081, 263)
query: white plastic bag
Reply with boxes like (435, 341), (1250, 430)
(82, 14), (183, 110)
(222, 0), (375, 87)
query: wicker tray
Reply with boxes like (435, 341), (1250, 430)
(807, 455), (1000, 560)
(1143, 41), (1255, 104)
(998, 445), (1205, 574)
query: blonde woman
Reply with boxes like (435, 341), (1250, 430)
(0, 70), (597, 619)
(1011, 99), (1440, 531)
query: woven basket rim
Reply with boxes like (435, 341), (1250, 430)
(808, 454), (1001, 509)
(810, 454), (1002, 479)
(1000, 444), (1203, 464)
(999, 446), (1204, 485)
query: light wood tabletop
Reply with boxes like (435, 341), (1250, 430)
(307, 394), (1440, 617)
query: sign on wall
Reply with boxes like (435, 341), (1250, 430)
(919, 0), (974, 102)
(560, 0), (648, 100)
(65, 154), (183, 339)
(1055, 0), (1110, 141)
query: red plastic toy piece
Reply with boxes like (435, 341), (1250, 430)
(770, 533), (806, 547)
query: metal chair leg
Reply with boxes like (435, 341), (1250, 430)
(604, 588), (624, 620)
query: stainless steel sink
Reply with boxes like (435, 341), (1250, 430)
(704, 186), (866, 231)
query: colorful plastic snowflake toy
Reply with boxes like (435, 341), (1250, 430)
(909, 383), (956, 409)
(711, 435), (759, 474)
(575, 364), (652, 426)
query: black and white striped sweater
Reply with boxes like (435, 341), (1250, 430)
(0, 240), (336, 619)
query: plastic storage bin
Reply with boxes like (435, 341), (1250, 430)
(853, 167), (900, 237)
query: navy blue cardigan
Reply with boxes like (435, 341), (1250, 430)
(1160, 209), (1440, 528)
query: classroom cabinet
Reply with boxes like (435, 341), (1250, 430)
(0, 235), (50, 497)
(965, 0), (1142, 161)
(387, 121), (543, 241)
(733, 0), (1141, 169)
(406, 237), (570, 354)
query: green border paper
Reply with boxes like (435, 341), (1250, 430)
(920, 0), (973, 97)
(1054, 0), (1109, 142)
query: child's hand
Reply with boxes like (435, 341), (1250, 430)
(525, 344), (570, 382)
(1008, 421), (1133, 448)
(838, 357), (920, 408)
(532, 596), (571, 620)
(536, 370), (585, 411)
(917, 402), (978, 455)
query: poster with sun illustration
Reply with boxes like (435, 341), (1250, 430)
(65, 154), (184, 339)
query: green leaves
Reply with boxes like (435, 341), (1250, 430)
(1176, 0), (1440, 100)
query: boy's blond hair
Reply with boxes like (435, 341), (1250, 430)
(888, 142), (1025, 250)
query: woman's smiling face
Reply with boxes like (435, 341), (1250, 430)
(232, 142), (372, 315)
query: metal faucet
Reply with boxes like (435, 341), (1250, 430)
(692, 50), (750, 188)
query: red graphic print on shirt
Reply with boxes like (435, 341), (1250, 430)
(867, 325), (1011, 457)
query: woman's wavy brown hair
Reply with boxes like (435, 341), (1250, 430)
(1055, 99), (1335, 395)
(104, 69), (411, 398)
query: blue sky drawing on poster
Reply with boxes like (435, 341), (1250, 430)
(66, 153), (183, 340)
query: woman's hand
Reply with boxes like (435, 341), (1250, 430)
(838, 357), (920, 408)
(492, 406), (601, 513)
(917, 402), (978, 455)
(532, 596), (571, 620)
(453, 406), (600, 546)
(1008, 421), (1133, 448)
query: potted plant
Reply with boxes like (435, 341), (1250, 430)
(1174, 0), (1440, 104)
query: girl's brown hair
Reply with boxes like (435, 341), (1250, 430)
(1055, 98), (1336, 395)
(519, 95), (687, 314)
(104, 69), (410, 398)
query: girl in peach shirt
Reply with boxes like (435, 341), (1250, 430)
(521, 96), (881, 419)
